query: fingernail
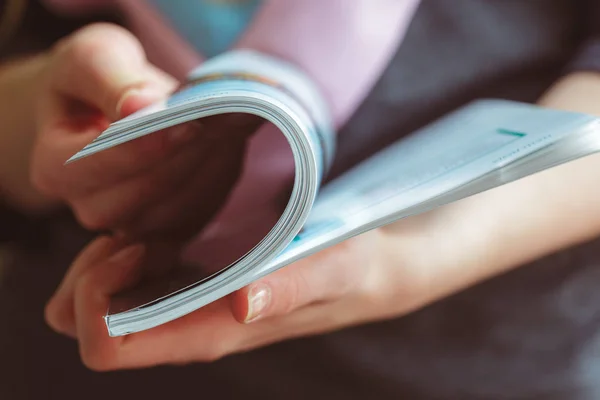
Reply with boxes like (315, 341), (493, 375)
(245, 284), (271, 323)
(167, 123), (195, 144)
(108, 244), (145, 264)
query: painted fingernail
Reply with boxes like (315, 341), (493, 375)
(245, 283), (271, 323)
(108, 244), (145, 264)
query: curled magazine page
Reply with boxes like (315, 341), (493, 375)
(108, 99), (600, 335)
(70, 50), (338, 336)
(67, 49), (600, 337)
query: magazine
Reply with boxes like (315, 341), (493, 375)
(69, 50), (600, 336)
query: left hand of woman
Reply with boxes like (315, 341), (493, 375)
(44, 226), (410, 370)
(41, 178), (522, 371)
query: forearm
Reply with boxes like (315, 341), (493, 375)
(0, 53), (59, 213)
(376, 72), (600, 312)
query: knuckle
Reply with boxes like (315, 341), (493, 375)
(59, 36), (98, 66)
(75, 279), (120, 372)
(329, 264), (360, 298)
(76, 22), (136, 40)
(74, 209), (103, 231)
(54, 34), (101, 70)
(73, 203), (113, 231)
(200, 330), (240, 363)
(51, 23), (145, 83)
(56, 23), (136, 57)
(355, 279), (386, 312)
(354, 263), (424, 318)
(80, 347), (116, 372)
(204, 334), (230, 362)
(202, 347), (225, 363)
(30, 150), (60, 196)
(75, 270), (95, 295)
(29, 164), (54, 195)
(328, 237), (375, 298)
(276, 274), (305, 315)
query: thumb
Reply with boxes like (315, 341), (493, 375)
(49, 23), (176, 120)
(229, 239), (370, 324)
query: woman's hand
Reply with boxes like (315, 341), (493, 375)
(43, 188), (538, 371)
(45, 71), (600, 371)
(44, 231), (399, 370)
(30, 23), (260, 244)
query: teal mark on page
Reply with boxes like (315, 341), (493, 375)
(497, 128), (527, 137)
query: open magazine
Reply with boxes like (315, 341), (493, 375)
(69, 50), (600, 337)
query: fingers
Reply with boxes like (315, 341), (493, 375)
(49, 23), (176, 121)
(31, 126), (191, 209)
(229, 235), (375, 323)
(46, 233), (382, 371)
(74, 243), (146, 370)
(36, 130), (196, 207)
(32, 23), (181, 199)
(70, 113), (260, 235)
(45, 237), (241, 370)
(70, 125), (208, 231)
(124, 135), (246, 240)
(45, 236), (119, 338)
(68, 277), (368, 371)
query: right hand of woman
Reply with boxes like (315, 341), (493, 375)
(30, 23), (260, 245)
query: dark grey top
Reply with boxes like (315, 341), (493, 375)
(3, 1), (600, 399)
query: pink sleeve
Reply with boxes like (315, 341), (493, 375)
(236, 0), (421, 128)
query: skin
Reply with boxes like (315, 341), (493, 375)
(1, 23), (600, 371)
(16, 24), (262, 272)
(30, 25), (263, 243)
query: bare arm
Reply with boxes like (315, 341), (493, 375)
(374, 71), (600, 313)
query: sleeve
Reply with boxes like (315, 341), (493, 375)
(566, 0), (600, 73)
(235, 0), (421, 128)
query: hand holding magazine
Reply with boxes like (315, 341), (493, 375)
(69, 50), (600, 337)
